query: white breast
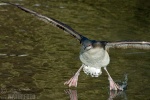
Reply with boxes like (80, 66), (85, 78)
(79, 47), (110, 68)
(80, 47), (110, 77)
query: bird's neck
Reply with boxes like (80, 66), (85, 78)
(87, 47), (105, 54)
(80, 47), (106, 59)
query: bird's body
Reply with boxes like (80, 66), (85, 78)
(80, 43), (110, 77)
(4, 2), (150, 91)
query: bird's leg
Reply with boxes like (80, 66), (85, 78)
(104, 67), (123, 91)
(64, 65), (83, 87)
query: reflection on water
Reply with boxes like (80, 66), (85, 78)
(0, 53), (28, 57)
(0, 0), (150, 100)
(0, 3), (8, 6)
(65, 74), (128, 100)
(65, 89), (127, 100)
(65, 89), (78, 100)
(108, 90), (127, 100)
(0, 87), (39, 99)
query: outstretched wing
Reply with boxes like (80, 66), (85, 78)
(5, 2), (84, 41)
(106, 41), (150, 50)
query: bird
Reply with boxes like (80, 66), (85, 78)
(4, 2), (150, 91)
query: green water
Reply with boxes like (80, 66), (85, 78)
(0, 0), (150, 100)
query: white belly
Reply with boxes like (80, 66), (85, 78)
(79, 47), (110, 77)
(80, 47), (110, 68)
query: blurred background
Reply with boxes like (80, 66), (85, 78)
(0, 0), (150, 100)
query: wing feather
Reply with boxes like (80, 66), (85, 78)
(5, 2), (84, 41)
(106, 41), (150, 50)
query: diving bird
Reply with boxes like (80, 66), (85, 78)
(4, 2), (150, 91)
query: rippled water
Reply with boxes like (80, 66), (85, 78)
(0, 0), (150, 100)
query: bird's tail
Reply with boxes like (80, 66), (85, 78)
(83, 65), (102, 77)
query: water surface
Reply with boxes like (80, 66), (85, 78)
(0, 0), (150, 100)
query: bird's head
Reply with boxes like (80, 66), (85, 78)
(81, 38), (106, 51)
(82, 39), (93, 50)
